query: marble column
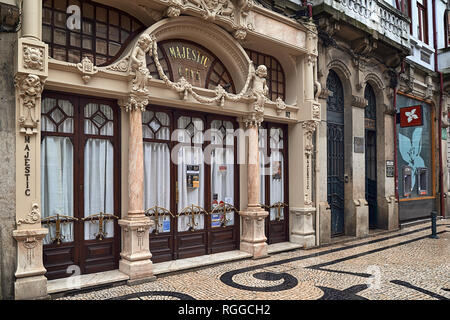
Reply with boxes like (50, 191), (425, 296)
(118, 97), (155, 284)
(13, 0), (50, 300)
(239, 113), (268, 259)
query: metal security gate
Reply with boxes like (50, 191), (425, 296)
(365, 84), (377, 229)
(326, 70), (345, 236)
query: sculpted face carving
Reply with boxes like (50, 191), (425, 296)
(15, 74), (44, 134)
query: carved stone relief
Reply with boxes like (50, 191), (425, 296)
(17, 203), (41, 225)
(302, 120), (318, 206)
(160, 0), (253, 39)
(14, 74), (45, 135)
(77, 56), (98, 84)
(23, 45), (44, 71)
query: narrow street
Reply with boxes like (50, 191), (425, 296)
(55, 220), (450, 300)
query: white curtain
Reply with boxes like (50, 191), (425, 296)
(143, 142), (171, 233)
(269, 128), (284, 221)
(177, 117), (205, 232)
(41, 136), (74, 244)
(210, 120), (234, 227)
(84, 138), (114, 240)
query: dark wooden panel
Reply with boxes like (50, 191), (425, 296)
(176, 232), (207, 259)
(84, 241), (114, 260)
(268, 221), (287, 244)
(84, 261), (116, 275)
(43, 245), (76, 280)
(209, 228), (237, 254)
(43, 245), (75, 267)
(149, 234), (173, 263)
(177, 232), (206, 249)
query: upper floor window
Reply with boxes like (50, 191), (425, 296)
(417, 0), (428, 44)
(42, 0), (145, 66)
(245, 49), (286, 101)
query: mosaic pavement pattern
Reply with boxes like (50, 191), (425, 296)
(55, 220), (450, 300)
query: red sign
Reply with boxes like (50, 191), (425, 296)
(400, 105), (422, 127)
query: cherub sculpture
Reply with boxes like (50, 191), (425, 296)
(250, 64), (269, 113)
(131, 34), (154, 93)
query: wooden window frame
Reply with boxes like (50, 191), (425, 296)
(417, 0), (429, 44)
(42, 0), (145, 66)
(244, 49), (286, 102)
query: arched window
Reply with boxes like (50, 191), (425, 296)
(364, 83), (376, 125)
(326, 69), (345, 236)
(245, 49), (286, 101)
(42, 0), (145, 66)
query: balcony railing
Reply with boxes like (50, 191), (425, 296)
(313, 0), (410, 49)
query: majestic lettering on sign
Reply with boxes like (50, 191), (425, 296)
(168, 46), (210, 67)
(24, 135), (31, 197)
(160, 41), (221, 89)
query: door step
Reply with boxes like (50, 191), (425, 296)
(153, 250), (252, 276)
(47, 269), (129, 295)
(267, 242), (303, 254)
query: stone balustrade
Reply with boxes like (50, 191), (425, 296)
(313, 0), (410, 49)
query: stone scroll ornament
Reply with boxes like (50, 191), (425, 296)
(145, 34), (287, 114)
(161, 0), (254, 39)
(17, 203), (41, 225)
(14, 74), (45, 135)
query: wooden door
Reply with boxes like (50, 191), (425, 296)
(41, 91), (120, 279)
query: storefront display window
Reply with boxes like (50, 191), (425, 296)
(397, 95), (433, 199)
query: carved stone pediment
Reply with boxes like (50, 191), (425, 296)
(158, 0), (253, 39)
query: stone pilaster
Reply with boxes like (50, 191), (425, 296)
(317, 90), (331, 245)
(239, 113), (268, 259)
(344, 95), (369, 237)
(118, 93), (155, 284)
(13, 0), (50, 300)
(376, 103), (399, 230)
(288, 120), (318, 248)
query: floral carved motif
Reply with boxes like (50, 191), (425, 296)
(15, 74), (45, 135)
(23, 45), (44, 71)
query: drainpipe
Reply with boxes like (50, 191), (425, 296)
(432, 0), (446, 218)
(394, 61), (406, 229)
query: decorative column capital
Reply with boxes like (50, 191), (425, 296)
(119, 93), (149, 112)
(240, 112), (264, 128)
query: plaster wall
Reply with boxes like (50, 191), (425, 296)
(0, 32), (17, 300)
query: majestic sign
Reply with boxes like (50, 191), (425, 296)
(399, 105), (423, 127)
(163, 41), (213, 88)
(158, 40), (234, 91)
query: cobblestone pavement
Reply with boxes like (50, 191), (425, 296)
(56, 220), (450, 300)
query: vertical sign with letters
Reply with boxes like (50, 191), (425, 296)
(24, 135), (31, 196)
